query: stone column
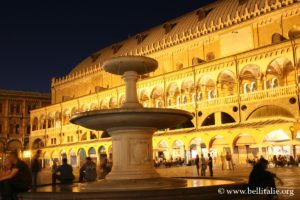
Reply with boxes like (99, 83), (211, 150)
(106, 127), (160, 180)
(122, 71), (143, 109)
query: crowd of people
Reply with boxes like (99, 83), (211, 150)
(0, 150), (113, 200)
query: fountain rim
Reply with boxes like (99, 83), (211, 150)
(70, 107), (194, 123)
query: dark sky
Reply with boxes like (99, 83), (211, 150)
(0, 0), (215, 93)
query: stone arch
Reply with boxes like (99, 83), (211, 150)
(62, 108), (71, 125)
(246, 105), (294, 120)
(151, 86), (164, 108)
(90, 102), (98, 111)
(201, 113), (215, 126)
(198, 74), (215, 99)
(7, 139), (22, 151)
(189, 137), (206, 159)
(217, 69), (236, 96)
(54, 111), (61, 128)
(266, 57), (294, 86)
(172, 140), (185, 159)
(70, 107), (78, 116)
(209, 135), (229, 149)
(32, 138), (44, 149)
(232, 133), (257, 164)
(181, 79), (195, 103)
(39, 114), (46, 129)
(109, 97), (117, 108)
(155, 140), (170, 160)
(220, 112), (236, 124)
(69, 149), (77, 166)
(139, 89), (150, 107)
(167, 82), (180, 106)
(263, 129), (290, 143)
(119, 94), (125, 107)
(80, 104), (89, 112)
(100, 99), (109, 109)
(78, 148), (87, 167)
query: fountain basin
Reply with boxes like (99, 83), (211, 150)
(103, 56), (158, 75)
(70, 108), (193, 131)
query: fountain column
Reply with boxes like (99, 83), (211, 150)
(122, 71), (143, 108)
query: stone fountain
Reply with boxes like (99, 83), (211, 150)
(20, 56), (246, 200)
(70, 56), (193, 186)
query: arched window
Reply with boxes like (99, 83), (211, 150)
(272, 78), (279, 88)
(191, 93), (196, 103)
(168, 99), (172, 106)
(182, 95), (187, 104)
(243, 83), (250, 94)
(197, 92), (202, 101)
(176, 96), (181, 106)
(250, 82), (257, 92)
(208, 90), (215, 100)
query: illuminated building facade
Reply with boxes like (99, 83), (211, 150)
(30, 0), (300, 168)
(0, 89), (50, 160)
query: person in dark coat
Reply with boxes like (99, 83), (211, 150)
(31, 150), (42, 188)
(208, 153), (213, 177)
(195, 154), (200, 176)
(248, 158), (283, 199)
(0, 151), (31, 200)
(52, 158), (74, 185)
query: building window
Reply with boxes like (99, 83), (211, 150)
(27, 125), (30, 134)
(15, 124), (20, 134)
(51, 138), (57, 145)
(10, 105), (14, 114)
(272, 78), (279, 88)
(67, 136), (73, 143)
(16, 104), (20, 114)
(250, 82), (257, 92)
(243, 83), (250, 93)
(176, 96), (181, 106)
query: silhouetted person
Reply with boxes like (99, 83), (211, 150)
(79, 157), (97, 182)
(200, 154), (206, 176)
(208, 153), (213, 176)
(220, 152), (225, 170)
(226, 151), (234, 170)
(0, 151), (31, 200)
(31, 149), (42, 188)
(195, 154), (200, 176)
(53, 158), (74, 185)
(248, 158), (283, 199)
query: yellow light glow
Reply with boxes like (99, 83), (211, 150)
(23, 150), (31, 158)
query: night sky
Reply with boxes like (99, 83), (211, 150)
(0, 0), (215, 93)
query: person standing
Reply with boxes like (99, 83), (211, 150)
(79, 157), (97, 182)
(226, 151), (234, 170)
(200, 154), (206, 176)
(0, 151), (32, 200)
(208, 153), (213, 177)
(195, 154), (200, 176)
(220, 152), (225, 171)
(51, 161), (58, 185)
(31, 150), (42, 188)
(52, 158), (74, 185)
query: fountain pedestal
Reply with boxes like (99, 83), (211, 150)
(106, 127), (159, 180)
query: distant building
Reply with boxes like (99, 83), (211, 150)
(0, 89), (50, 159)
(30, 0), (300, 169)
